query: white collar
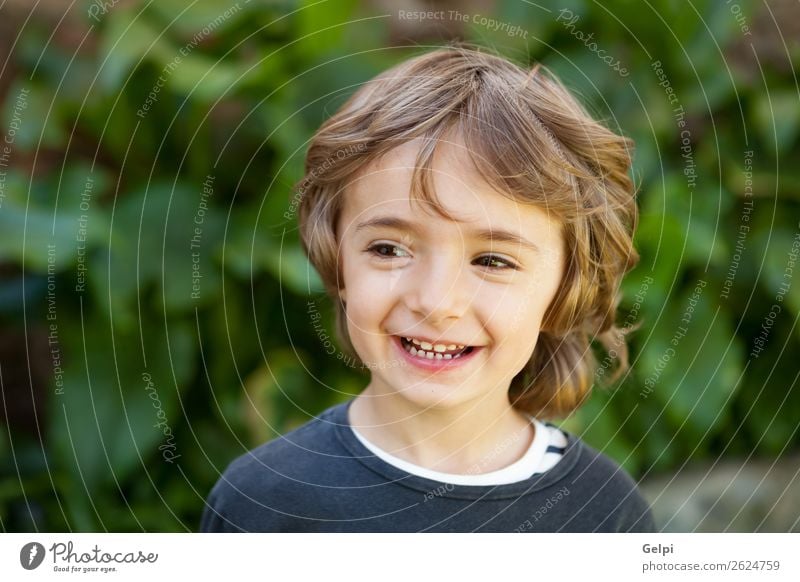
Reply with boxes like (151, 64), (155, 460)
(350, 417), (553, 486)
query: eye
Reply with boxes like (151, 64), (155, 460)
(474, 254), (519, 270)
(366, 243), (410, 259)
(365, 244), (518, 270)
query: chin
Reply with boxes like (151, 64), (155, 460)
(391, 381), (479, 411)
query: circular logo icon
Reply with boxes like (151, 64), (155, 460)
(20, 542), (45, 570)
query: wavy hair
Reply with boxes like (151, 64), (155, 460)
(297, 44), (639, 420)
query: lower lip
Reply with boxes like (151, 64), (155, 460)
(392, 336), (482, 371)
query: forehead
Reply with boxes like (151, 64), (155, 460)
(339, 137), (563, 239)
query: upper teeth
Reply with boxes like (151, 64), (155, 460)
(404, 337), (465, 352)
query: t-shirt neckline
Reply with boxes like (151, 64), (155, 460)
(350, 415), (551, 486)
(327, 398), (583, 501)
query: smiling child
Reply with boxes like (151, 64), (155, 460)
(201, 44), (656, 532)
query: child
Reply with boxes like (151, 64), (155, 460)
(201, 44), (656, 532)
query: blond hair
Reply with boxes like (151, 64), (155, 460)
(297, 44), (638, 420)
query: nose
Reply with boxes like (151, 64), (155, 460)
(401, 251), (471, 324)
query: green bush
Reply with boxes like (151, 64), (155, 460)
(0, 0), (797, 531)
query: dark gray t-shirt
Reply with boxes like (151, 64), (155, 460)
(200, 399), (657, 532)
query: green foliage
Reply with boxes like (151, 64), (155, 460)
(0, 0), (797, 531)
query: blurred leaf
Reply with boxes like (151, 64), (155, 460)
(51, 311), (194, 496)
(752, 226), (800, 317)
(148, 0), (251, 37)
(638, 280), (744, 440)
(167, 52), (280, 102)
(0, 176), (105, 272)
(99, 7), (173, 92)
(0, 0), (796, 533)
(242, 347), (312, 446)
(1, 82), (65, 151)
(224, 206), (323, 293)
(89, 181), (224, 327)
(296, 0), (360, 58)
(573, 391), (638, 475)
(752, 90), (800, 158)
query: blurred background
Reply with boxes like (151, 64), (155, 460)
(0, 0), (798, 532)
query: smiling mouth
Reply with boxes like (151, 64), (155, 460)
(397, 336), (475, 360)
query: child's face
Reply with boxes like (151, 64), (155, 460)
(335, 137), (565, 411)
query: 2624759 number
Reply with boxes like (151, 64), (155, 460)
(730, 560), (780, 571)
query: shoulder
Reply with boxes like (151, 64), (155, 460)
(200, 402), (348, 532)
(559, 431), (658, 532)
(228, 406), (340, 475)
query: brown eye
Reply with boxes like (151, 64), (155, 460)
(474, 255), (518, 270)
(367, 243), (409, 258)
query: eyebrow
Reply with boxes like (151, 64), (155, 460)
(354, 216), (541, 254)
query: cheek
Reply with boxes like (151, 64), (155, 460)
(341, 269), (394, 328)
(480, 282), (551, 343)
(342, 251), (405, 299)
(486, 287), (549, 373)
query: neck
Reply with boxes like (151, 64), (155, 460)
(348, 383), (535, 475)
